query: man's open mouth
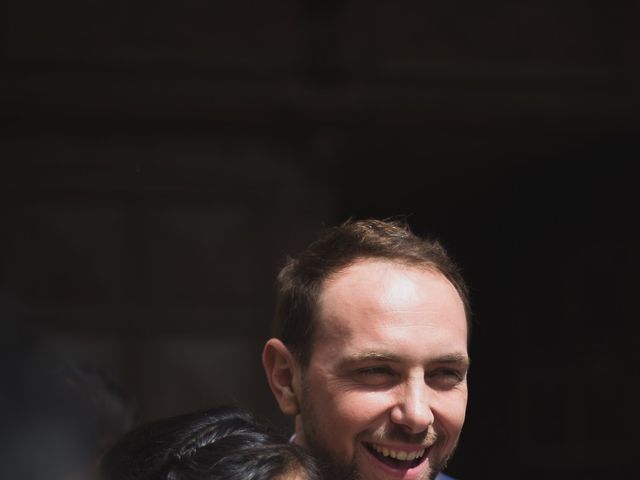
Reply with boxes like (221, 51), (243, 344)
(363, 442), (429, 469)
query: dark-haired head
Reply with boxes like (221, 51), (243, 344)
(273, 218), (470, 365)
(100, 406), (320, 480)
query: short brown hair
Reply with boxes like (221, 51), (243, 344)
(273, 219), (470, 366)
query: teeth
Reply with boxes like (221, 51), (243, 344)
(372, 444), (426, 461)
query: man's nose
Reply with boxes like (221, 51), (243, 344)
(390, 377), (434, 434)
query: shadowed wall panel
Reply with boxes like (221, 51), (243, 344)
(1, 2), (637, 478)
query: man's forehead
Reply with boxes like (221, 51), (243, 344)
(317, 259), (463, 317)
(308, 259), (467, 356)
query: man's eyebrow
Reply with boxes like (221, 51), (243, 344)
(335, 351), (403, 369)
(336, 351), (470, 369)
(433, 353), (471, 369)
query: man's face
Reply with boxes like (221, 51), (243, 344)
(295, 260), (469, 480)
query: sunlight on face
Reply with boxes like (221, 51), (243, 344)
(297, 260), (468, 480)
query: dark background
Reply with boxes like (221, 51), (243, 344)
(1, 1), (638, 479)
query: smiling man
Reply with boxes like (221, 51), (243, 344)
(263, 219), (470, 480)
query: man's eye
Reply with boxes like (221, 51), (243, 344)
(354, 366), (396, 385)
(428, 369), (464, 388)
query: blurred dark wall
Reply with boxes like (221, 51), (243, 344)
(1, 2), (638, 479)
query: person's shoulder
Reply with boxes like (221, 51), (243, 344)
(436, 474), (457, 480)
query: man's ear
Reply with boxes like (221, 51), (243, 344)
(262, 338), (301, 416)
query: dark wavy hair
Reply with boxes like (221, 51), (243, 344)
(274, 218), (470, 366)
(100, 406), (320, 480)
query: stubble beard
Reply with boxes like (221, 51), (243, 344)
(298, 375), (359, 480)
(299, 382), (455, 480)
(300, 401), (360, 480)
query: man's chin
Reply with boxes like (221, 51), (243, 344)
(309, 449), (444, 480)
(304, 436), (455, 480)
